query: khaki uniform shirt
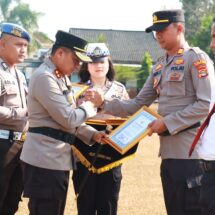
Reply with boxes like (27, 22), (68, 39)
(104, 44), (215, 159)
(20, 58), (97, 170)
(0, 58), (28, 132)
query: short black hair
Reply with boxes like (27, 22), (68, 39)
(78, 57), (115, 83)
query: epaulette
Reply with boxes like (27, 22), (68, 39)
(189, 47), (210, 62)
(189, 47), (204, 54)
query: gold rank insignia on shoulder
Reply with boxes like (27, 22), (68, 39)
(174, 59), (184, 65)
(54, 70), (63, 78)
(177, 48), (184, 55)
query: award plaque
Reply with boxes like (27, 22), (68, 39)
(72, 117), (137, 174)
(71, 83), (89, 99)
(103, 106), (161, 154)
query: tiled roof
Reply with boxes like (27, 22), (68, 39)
(69, 28), (164, 65)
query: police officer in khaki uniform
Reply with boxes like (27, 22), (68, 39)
(0, 23), (30, 215)
(85, 10), (215, 215)
(20, 31), (106, 215)
(72, 43), (129, 215)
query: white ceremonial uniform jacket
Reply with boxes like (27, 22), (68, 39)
(103, 44), (215, 159)
(20, 58), (97, 170)
(0, 58), (28, 132)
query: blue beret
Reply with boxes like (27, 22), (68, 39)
(0, 22), (30, 42)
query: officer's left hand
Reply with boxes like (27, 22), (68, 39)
(147, 119), (167, 136)
(92, 131), (107, 143)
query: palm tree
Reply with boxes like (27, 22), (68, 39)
(0, 0), (52, 54)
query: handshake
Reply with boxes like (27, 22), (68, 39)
(83, 88), (105, 108)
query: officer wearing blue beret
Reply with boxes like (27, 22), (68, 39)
(0, 22), (30, 215)
(1, 22), (30, 42)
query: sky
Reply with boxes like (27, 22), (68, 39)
(22, 0), (182, 40)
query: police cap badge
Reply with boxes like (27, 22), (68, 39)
(86, 43), (110, 62)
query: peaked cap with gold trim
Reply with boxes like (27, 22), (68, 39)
(145, 9), (185, 33)
(54, 30), (91, 62)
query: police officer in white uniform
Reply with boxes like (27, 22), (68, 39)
(20, 31), (106, 215)
(0, 23), (30, 215)
(85, 10), (215, 215)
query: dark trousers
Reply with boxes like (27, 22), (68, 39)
(0, 139), (23, 215)
(72, 163), (122, 215)
(161, 159), (203, 215)
(22, 162), (69, 215)
(200, 162), (215, 215)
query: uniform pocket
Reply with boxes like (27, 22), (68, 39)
(167, 72), (185, 96)
(185, 176), (201, 212)
(4, 84), (18, 95)
(185, 186), (201, 211)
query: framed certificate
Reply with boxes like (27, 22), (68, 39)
(71, 83), (89, 99)
(103, 106), (161, 154)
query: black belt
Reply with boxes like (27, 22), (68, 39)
(159, 122), (200, 136)
(28, 127), (76, 145)
(200, 160), (215, 172)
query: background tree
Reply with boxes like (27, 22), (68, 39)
(180, 0), (215, 57)
(0, 0), (52, 54)
(136, 52), (152, 91)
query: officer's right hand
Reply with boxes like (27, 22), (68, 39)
(84, 88), (104, 108)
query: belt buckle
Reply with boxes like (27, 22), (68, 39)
(13, 132), (22, 141)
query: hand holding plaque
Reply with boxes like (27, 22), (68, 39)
(102, 106), (161, 154)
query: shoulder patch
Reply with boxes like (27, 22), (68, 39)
(193, 59), (208, 78)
